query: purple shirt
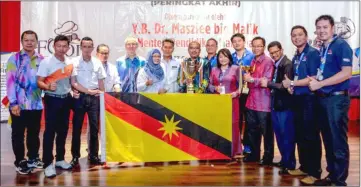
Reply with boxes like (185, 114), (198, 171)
(6, 50), (44, 110)
(245, 54), (274, 112)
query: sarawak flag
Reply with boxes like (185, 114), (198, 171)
(103, 93), (232, 162)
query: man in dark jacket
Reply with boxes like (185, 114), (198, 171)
(261, 41), (295, 174)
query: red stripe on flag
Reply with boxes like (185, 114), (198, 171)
(104, 93), (230, 160)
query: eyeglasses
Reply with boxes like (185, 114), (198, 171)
(269, 50), (281, 55)
(99, 52), (109, 55)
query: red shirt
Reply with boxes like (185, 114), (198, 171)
(245, 54), (274, 112)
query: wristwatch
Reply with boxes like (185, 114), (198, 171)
(250, 78), (255, 83)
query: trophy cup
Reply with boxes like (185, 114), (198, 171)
(241, 64), (255, 94)
(182, 59), (199, 94)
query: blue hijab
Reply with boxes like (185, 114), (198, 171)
(144, 49), (164, 82)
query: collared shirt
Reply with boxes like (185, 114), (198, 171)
(102, 61), (120, 92)
(136, 68), (165, 93)
(72, 56), (106, 90)
(6, 50), (44, 110)
(161, 57), (180, 93)
(292, 43), (320, 95)
(318, 36), (353, 93)
(116, 55), (146, 93)
(245, 54), (274, 112)
(204, 54), (217, 68)
(37, 55), (73, 95)
(177, 57), (208, 93)
(232, 48), (255, 66)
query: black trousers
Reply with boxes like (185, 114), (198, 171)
(245, 109), (274, 161)
(71, 93), (100, 158)
(239, 94), (249, 148)
(317, 95), (350, 186)
(293, 94), (322, 178)
(42, 94), (72, 168)
(11, 109), (42, 166)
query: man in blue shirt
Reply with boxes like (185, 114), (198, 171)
(283, 25), (322, 185)
(116, 36), (146, 93)
(231, 33), (255, 157)
(309, 15), (353, 186)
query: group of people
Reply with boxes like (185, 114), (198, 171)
(6, 14), (352, 186)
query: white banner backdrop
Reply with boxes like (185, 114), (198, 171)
(1, 1), (359, 121)
(20, 1), (359, 62)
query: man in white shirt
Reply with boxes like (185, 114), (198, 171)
(70, 37), (106, 167)
(96, 44), (120, 92)
(160, 38), (180, 93)
(37, 35), (74, 178)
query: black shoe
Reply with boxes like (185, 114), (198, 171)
(70, 157), (79, 167)
(273, 161), (282, 167)
(278, 167), (290, 175)
(242, 156), (258, 163)
(15, 160), (32, 175)
(314, 177), (332, 186)
(88, 155), (104, 165)
(259, 159), (273, 166)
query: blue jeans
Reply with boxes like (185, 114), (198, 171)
(271, 109), (295, 169)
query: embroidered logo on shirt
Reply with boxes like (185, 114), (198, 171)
(327, 50), (332, 55)
(302, 56), (307, 61)
(343, 58), (351, 62)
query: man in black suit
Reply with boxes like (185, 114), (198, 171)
(261, 41), (295, 174)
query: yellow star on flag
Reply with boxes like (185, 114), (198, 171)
(158, 115), (182, 141)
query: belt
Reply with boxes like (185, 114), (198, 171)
(316, 91), (348, 97)
(45, 92), (70, 98)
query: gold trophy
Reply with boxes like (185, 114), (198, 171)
(182, 59), (199, 94)
(241, 65), (255, 94)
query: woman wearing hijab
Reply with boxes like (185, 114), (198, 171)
(209, 48), (242, 158)
(137, 49), (166, 93)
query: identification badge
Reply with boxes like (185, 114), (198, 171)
(61, 67), (65, 74)
(294, 76), (299, 81)
(219, 86), (225, 94)
(316, 68), (323, 81)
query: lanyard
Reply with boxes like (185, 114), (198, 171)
(272, 56), (284, 83)
(294, 52), (305, 76)
(319, 36), (337, 74)
(233, 51), (247, 66)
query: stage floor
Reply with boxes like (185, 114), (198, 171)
(1, 121), (359, 186)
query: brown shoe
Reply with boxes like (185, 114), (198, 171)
(300, 176), (318, 185)
(287, 168), (307, 176)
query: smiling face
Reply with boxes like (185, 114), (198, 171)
(291, 28), (308, 48)
(316, 19), (334, 42)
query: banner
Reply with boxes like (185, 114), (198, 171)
(1, 53), (13, 122)
(103, 92), (232, 162)
(20, 1), (359, 69)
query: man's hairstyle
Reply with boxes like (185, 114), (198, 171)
(251, 36), (266, 47)
(54, 35), (70, 45)
(230, 33), (245, 42)
(315, 15), (335, 26)
(291, 25), (308, 37)
(162, 38), (175, 47)
(21, 30), (38, 41)
(267, 41), (282, 50)
(80, 36), (94, 46)
(96, 44), (109, 53)
(206, 38), (218, 46)
(188, 41), (201, 49)
(216, 48), (233, 68)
